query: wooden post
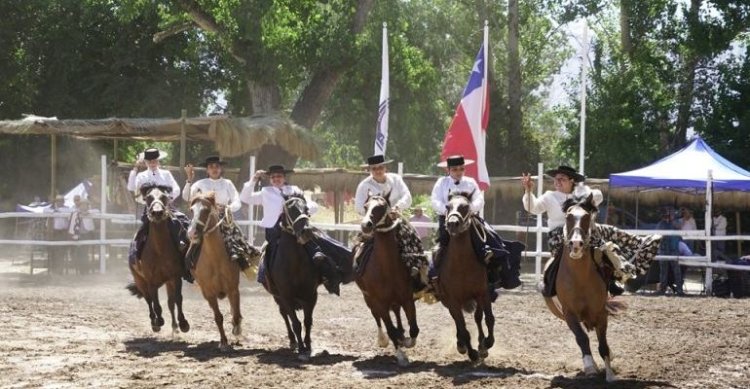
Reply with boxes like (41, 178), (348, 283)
(50, 134), (57, 200)
(736, 211), (742, 257)
(179, 109), (187, 169)
(113, 139), (118, 162)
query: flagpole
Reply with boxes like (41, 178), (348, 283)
(374, 22), (389, 156)
(579, 19), (588, 175)
(480, 20), (489, 218)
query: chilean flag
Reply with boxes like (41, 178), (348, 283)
(441, 27), (490, 190)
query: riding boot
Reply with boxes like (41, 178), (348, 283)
(541, 249), (563, 297)
(304, 241), (341, 296)
(608, 280), (624, 296)
(498, 240), (524, 290)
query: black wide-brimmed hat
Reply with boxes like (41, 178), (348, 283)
(267, 165), (293, 175)
(140, 148), (168, 161)
(545, 165), (585, 182)
(200, 156), (227, 167)
(437, 155), (475, 168)
(360, 154), (394, 168)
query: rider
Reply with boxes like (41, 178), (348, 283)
(521, 165), (661, 297)
(126, 147), (192, 282)
(430, 155), (524, 298)
(183, 156), (260, 277)
(239, 165), (342, 295)
(352, 154), (429, 292)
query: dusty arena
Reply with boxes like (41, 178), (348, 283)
(1, 258), (748, 389)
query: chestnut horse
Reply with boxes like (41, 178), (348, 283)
(544, 193), (625, 382)
(267, 194), (323, 361)
(127, 185), (190, 334)
(356, 193), (419, 367)
(187, 192), (244, 350)
(437, 192), (494, 363)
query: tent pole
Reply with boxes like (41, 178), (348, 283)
(534, 162), (544, 282)
(100, 155), (108, 274)
(247, 155), (256, 244)
(179, 109), (187, 169)
(50, 134), (57, 201)
(736, 211), (742, 257)
(635, 189), (640, 229)
(705, 170), (713, 295)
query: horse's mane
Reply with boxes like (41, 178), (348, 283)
(562, 185), (598, 214)
(140, 183), (172, 197)
(190, 191), (216, 206)
(448, 189), (475, 202)
(366, 189), (392, 206)
(282, 192), (306, 202)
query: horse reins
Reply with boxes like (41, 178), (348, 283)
(367, 196), (400, 233)
(281, 198), (309, 234)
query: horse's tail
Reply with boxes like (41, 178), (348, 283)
(462, 300), (477, 313)
(126, 283), (144, 299)
(605, 298), (628, 315)
(544, 296), (566, 321)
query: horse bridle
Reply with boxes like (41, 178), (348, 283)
(446, 197), (473, 235)
(281, 197), (310, 235)
(563, 205), (594, 246)
(192, 201), (226, 238)
(146, 189), (173, 219)
(363, 195), (400, 233)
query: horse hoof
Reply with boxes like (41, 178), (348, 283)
(289, 341), (298, 350)
(156, 317), (165, 327)
(179, 321), (190, 333)
(400, 337), (416, 349)
(605, 370), (617, 382)
(479, 347), (489, 359)
(298, 351), (311, 362)
(219, 343), (232, 352)
(151, 325), (161, 333)
(377, 329), (389, 348)
(232, 325), (242, 336)
(395, 350), (409, 367)
(468, 350), (480, 362)
(457, 344), (468, 355)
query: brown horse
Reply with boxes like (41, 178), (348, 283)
(544, 192), (625, 382)
(186, 192), (243, 350)
(437, 192), (494, 363)
(127, 185), (190, 334)
(267, 194), (323, 361)
(356, 193), (418, 367)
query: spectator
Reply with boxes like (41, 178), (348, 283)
(45, 195), (72, 274)
(656, 208), (684, 296)
(409, 206), (433, 247)
(68, 198), (98, 274)
(712, 209), (727, 261)
(678, 207), (698, 252)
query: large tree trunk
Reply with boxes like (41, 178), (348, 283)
(672, 0), (702, 152)
(507, 0), (523, 173)
(620, 0), (633, 59)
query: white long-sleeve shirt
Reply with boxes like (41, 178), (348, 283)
(354, 173), (412, 215)
(431, 176), (484, 216)
(522, 187), (603, 229)
(239, 179), (319, 228)
(712, 215), (727, 236)
(182, 178), (241, 213)
(45, 206), (72, 230)
(127, 168), (181, 200)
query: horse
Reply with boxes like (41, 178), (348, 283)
(544, 192), (626, 382)
(126, 185), (190, 334)
(437, 192), (495, 363)
(266, 193), (324, 361)
(186, 192), (243, 350)
(355, 193), (418, 367)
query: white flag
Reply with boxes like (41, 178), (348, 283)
(374, 22), (389, 155)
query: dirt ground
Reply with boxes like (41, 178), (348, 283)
(1, 257), (749, 389)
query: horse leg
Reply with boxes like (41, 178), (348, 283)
(474, 303), (487, 360)
(228, 288), (243, 340)
(392, 306), (406, 342)
(448, 305), (478, 362)
(400, 300), (419, 349)
(287, 309), (307, 361)
(173, 278), (190, 333)
(301, 303), (314, 360)
(595, 315), (617, 382)
(381, 313), (409, 367)
(373, 316), (389, 348)
(564, 313), (597, 376)
(165, 280), (179, 335)
(479, 293), (495, 355)
(207, 296), (229, 351)
(150, 286), (165, 331)
(278, 304), (297, 350)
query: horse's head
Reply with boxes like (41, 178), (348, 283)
(562, 191), (598, 259)
(360, 190), (392, 235)
(446, 190), (474, 236)
(281, 193), (311, 242)
(187, 192), (219, 243)
(141, 184), (173, 223)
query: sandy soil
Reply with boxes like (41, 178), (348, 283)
(0, 261), (748, 389)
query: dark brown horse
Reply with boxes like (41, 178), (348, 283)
(356, 193), (418, 367)
(187, 192), (243, 350)
(437, 192), (494, 363)
(267, 194), (323, 361)
(544, 193), (625, 382)
(127, 185), (190, 334)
